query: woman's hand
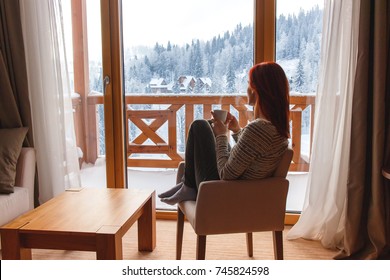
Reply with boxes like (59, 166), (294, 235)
(210, 111), (241, 136)
(210, 111), (228, 136)
(211, 119), (228, 136)
(226, 112), (240, 133)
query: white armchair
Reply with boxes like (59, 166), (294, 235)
(176, 148), (293, 260)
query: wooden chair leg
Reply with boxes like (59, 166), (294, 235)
(246, 232), (253, 257)
(196, 235), (206, 260)
(176, 207), (185, 260)
(273, 231), (283, 260)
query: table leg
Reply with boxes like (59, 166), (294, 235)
(1, 229), (32, 260)
(96, 226), (123, 260)
(137, 192), (156, 251)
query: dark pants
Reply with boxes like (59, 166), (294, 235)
(182, 119), (220, 190)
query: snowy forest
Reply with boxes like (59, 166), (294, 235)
(90, 6), (323, 155)
(90, 6), (323, 95)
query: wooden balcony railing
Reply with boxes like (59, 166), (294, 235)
(73, 93), (315, 172)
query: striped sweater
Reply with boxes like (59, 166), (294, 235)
(215, 118), (288, 180)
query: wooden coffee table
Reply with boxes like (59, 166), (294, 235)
(0, 188), (156, 260)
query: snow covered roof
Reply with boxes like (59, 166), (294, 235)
(149, 78), (169, 90)
(178, 75), (195, 88)
(167, 82), (174, 91)
(198, 77), (212, 86)
(149, 78), (167, 87)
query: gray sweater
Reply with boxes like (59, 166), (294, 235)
(215, 118), (288, 180)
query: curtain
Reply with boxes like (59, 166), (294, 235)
(19, 0), (81, 203)
(0, 0), (32, 138)
(287, 0), (361, 249)
(0, 0), (37, 204)
(336, 0), (390, 259)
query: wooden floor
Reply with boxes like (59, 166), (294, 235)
(0, 220), (337, 260)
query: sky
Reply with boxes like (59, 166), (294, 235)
(277, 0), (323, 16)
(64, 0), (324, 61)
(121, 0), (253, 48)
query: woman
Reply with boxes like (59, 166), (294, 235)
(159, 62), (290, 205)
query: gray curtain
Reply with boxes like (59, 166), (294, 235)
(0, 0), (37, 206)
(336, 0), (390, 259)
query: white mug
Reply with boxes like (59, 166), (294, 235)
(213, 109), (228, 122)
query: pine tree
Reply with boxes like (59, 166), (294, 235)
(226, 63), (236, 93)
(193, 40), (203, 78)
(294, 58), (305, 92)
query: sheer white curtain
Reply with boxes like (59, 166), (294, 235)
(20, 0), (81, 203)
(287, 0), (361, 249)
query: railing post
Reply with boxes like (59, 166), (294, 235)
(310, 103), (315, 157)
(87, 102), (98, 163)
(185, 104), (194, 142)
(290, 108), (302, 167)
(72, 95), (83, 166)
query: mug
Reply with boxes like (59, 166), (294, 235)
(213, 109), (228, 122)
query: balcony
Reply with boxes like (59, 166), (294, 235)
(72, 92), (315, 211)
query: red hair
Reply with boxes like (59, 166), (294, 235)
(249, 62), (290, 138)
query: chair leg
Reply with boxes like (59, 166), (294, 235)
(176, 207), (185, 260)
(196, 235), (206, 260)
(246, 233), (253, 257)
(272, 231), (283, 260)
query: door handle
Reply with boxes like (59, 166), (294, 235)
(103, 75), (110, 95)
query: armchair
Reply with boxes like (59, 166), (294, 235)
(176, 148), (293, 260)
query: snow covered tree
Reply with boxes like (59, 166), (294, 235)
(192, 40), (203, 78)
(226, 64), (236, 93)
(167, 41), (172, 52)
(294, 58), (305, 92)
